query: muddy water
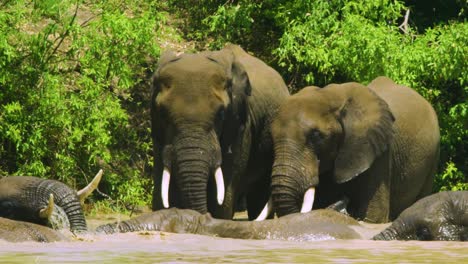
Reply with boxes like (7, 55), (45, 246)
(0, 214), (466, 263)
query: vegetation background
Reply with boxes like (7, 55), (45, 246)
(0, 0), (466, 212)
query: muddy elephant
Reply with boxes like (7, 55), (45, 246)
(95, 191), (468, 241)
(0, 217), (69, 242)
(267, 76), (440, 223)
(0, 170), (103, 233)
(151, 44), (290, 219)
(374, 191), (468, 241)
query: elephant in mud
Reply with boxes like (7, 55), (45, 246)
(374, 191), (468, 241)
(151, 44), (289, 220)
(0, 170), (103, 233)
(95, 191), (468, 241)
(265, 76), (440, 223)
(0, 217), (69, 243)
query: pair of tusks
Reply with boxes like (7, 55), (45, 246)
(161, 167), (225, 208)
(39, 169), (104, 220)
(254, 187), (316, 221)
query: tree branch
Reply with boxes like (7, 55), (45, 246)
(399, 9), (410, 34)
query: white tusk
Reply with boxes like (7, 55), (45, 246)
(39, 193), (55, 219)
(214, 167), (225, 205)
(77, 169), (104, 204)
(300, 187), (316, 213)
(162, 168), (171, 208)
(254, 197), (273, 221)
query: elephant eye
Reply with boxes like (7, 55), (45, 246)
(0, 200), (15, 217)
(214, 107), (225, 136)
(415, 226), (433, 241)
(307, 129), (323, 144)
(216, 107), (225, 122)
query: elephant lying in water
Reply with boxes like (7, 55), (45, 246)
(0, 170), (103, 233)
(0, 217), (68, 242)
(96, 191), (468, 241)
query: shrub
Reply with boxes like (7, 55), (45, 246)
(0, 0), (165, 208)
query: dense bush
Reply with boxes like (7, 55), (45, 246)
(0, 0), (166, 209)
(170, 0), (467, 191)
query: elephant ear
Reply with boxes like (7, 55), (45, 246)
(207, 49), (251, 150)
(333, 82), (395, 183)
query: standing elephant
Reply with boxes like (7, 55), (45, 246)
(0, 170), (103, 233)
(269, 76), (440, 223)
(150, 44), (289, 219)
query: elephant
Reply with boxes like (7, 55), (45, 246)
(96, 207), (378, 240)
(0, 169), (103, 233)
(0, 217), (69, 243)
(95, 191), (468, 241)
(374, 191), (468, 241)
(150, 44), (290, 219)
(267, 76), (440, 223)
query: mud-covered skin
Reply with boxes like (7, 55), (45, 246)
(97, 192), (468, 241)
(96, 208), (372, 241)
(0, 217), (69, 243)
(0, 176), (87, 232)
(374, 191), (468, 241)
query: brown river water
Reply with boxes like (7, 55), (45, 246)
(0, 213), (466, 263)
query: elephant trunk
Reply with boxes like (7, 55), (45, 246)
(271, 141), (318, 217)
(172, 132), (221, 214)
(372, 225), (400, 240)
(36, 179), (87, 232)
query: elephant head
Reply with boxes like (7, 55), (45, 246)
(271, 82), (395, 217)
(374, 191), (468, 241)
(151, 48), (251, 215)
(0, 170), (103, 233)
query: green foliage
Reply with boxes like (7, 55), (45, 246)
(0, 0), (165, 208)
(169, 0), (467, 191)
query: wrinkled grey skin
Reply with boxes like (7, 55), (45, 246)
(374, 191), (468, 241)
(271, 76), (440, 222)
(96, 208), (375, 240)
(0, 176), (87, 233)
(151, 44), (289, 219)
(0, 217), (68, 243)
(96, 191), (468, 241)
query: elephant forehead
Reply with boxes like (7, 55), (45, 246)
(160, 55), (226, 82)
(274, 104), (334, 134)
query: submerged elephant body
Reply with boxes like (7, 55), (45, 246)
(374, 191), (468, 241)
(0, 217), (68, 242)
(151, 44), (289, 219)
(1, 191), (464, 243)
(270, 76), (440, 223)
(0, 171), (102, 233)
(0, 176), (87, 232)
(96, 191), (468, 241)
(96, 208), (377, 240)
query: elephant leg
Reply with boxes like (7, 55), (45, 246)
(346, 151), (391, 223)
(246, 173), (272, 220)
